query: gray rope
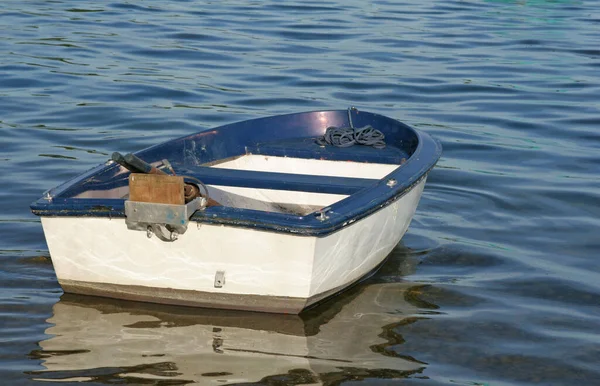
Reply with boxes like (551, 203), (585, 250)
(316, 125), (386, 149)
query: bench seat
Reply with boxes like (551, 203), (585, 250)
(181, 166), (379, 195)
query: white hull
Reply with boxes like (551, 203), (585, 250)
(41, 179), (426, 313)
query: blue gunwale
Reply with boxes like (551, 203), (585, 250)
(30, 110), (442, 237)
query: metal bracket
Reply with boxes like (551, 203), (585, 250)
(125, 197), (206, 240)
(348, 106), (358, 128)
(214, 271), (225, 288)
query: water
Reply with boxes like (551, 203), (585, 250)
(1, 0), (599, 384)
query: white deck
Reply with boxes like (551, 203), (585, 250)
(207, 154), (399, 214)
(213, 154), (399, 178)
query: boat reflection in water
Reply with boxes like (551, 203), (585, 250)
(30, 280), (428, 384)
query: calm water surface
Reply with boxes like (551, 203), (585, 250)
(1, 0), (599, 385)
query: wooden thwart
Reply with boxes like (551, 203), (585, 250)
(129, 173), (185, 205)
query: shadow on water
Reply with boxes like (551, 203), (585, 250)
(21, 245), (436, 385)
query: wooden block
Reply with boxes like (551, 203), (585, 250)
(129, 173), (184, 205)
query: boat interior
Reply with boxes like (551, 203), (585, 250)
(68, 135), (412, 216)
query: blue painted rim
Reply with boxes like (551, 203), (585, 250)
(31, 110), (442, 237)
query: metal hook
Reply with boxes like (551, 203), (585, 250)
(347, 106), (358, 129)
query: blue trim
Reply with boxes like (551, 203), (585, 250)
(32, 198), (125, 218)
(31, 110), (442, 237)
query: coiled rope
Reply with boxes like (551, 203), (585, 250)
(316, 107), (386, 149)
(316, 125), (386, 149)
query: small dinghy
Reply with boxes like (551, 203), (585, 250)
(31, 108), (441, 314)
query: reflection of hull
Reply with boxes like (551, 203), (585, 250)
(32, 282), (425, 384)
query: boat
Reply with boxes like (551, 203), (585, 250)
(30, 281), (427, 383)
(30, 108), (441, 314)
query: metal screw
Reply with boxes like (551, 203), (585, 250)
(146, 226), (153, 239)
(386, 179), (397, 187)
(170, 231), (179, 241)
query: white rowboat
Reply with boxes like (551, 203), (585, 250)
(31, 109), (441, 313)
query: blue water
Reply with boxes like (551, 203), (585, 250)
(1, 0), (599, 384)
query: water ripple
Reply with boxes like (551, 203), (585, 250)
(1, 0), (599, 384)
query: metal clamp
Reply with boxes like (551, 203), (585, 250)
(125, 197), (206, 241)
